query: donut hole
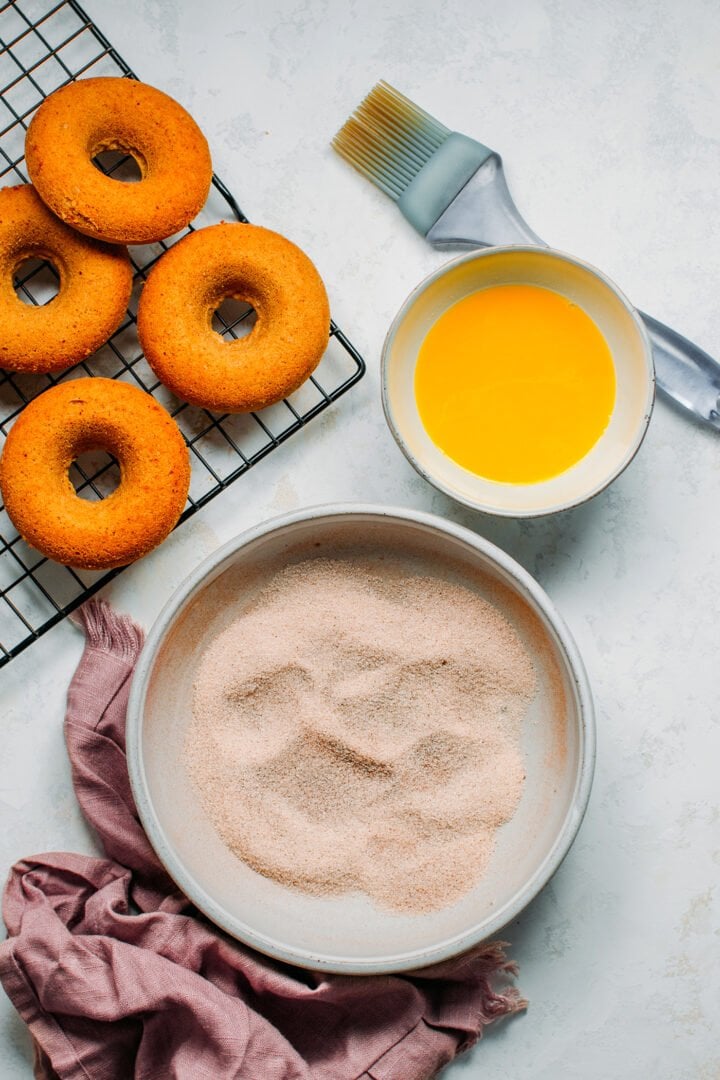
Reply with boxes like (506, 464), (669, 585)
(13, 257), (60, 306)
(92, 149), (143, 184)
(213, 297), (257, 340)
(70, 450), (122, 501)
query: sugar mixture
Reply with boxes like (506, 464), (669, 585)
(185, 557), (537, 914)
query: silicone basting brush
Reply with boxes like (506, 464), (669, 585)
(332, 80), (720, 430)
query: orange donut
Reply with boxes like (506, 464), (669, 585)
(25, 77), (212, 245)
(137, 223), (330, 413)
(0, 184), (132, 374)
(0, 378), (190, 570)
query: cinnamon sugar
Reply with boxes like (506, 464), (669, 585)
(185, 557), (537, 915)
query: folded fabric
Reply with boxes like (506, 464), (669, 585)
(0, 599), (526, 1079)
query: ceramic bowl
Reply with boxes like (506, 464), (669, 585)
(126, 505), (595, 974)
(382, 246), (655, 516)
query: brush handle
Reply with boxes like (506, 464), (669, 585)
(427, 155), (720, 430)
(427, 155), (546, 248)
(640, 315), (720, 429)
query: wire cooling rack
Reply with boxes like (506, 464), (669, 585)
(0, 0), (365, 667)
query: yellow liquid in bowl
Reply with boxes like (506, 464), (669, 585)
(414, 284), (617, 484)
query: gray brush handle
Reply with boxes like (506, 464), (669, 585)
(641, 314), (720, 428)
(426, 156), (720, 431)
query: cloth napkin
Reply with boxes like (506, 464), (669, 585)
(0, 599), (525, 1080)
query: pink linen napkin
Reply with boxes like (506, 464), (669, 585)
(0, 599), (526, 1080)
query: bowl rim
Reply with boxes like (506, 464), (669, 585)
(126, 503), (596, 974)
(381, 244), (656, 518)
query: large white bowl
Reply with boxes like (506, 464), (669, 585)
(382, 247), (655, 516)
(127, 505), (595, 974)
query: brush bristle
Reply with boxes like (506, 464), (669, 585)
(332, 80), (450, 201)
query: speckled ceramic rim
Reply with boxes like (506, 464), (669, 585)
(381, 246), (656, 518)
(127, 504), (596, 974)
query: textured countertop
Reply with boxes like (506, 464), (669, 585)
(2, 1), (719, 1076)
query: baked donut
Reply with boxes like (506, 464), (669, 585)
(0, 378), (190, 570)
(25, 77), (212, 245)
(0, 184), (132, 374)
(137, 222), (330, 413)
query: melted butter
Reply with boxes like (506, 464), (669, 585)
(414, 283), (617, 484)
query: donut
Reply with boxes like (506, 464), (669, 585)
(0, 378), (190, 570)
(25, 77), (212, 245)
(0, 184), (132, 374)
(136, 222), (331, 413)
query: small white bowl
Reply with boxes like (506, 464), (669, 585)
(382, 247), (655, 517)
(127, 505), (595, 974)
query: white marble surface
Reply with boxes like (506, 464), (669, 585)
(2, 0), (720, 1076)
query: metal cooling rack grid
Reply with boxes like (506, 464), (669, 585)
(0, 0), (365, 666)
